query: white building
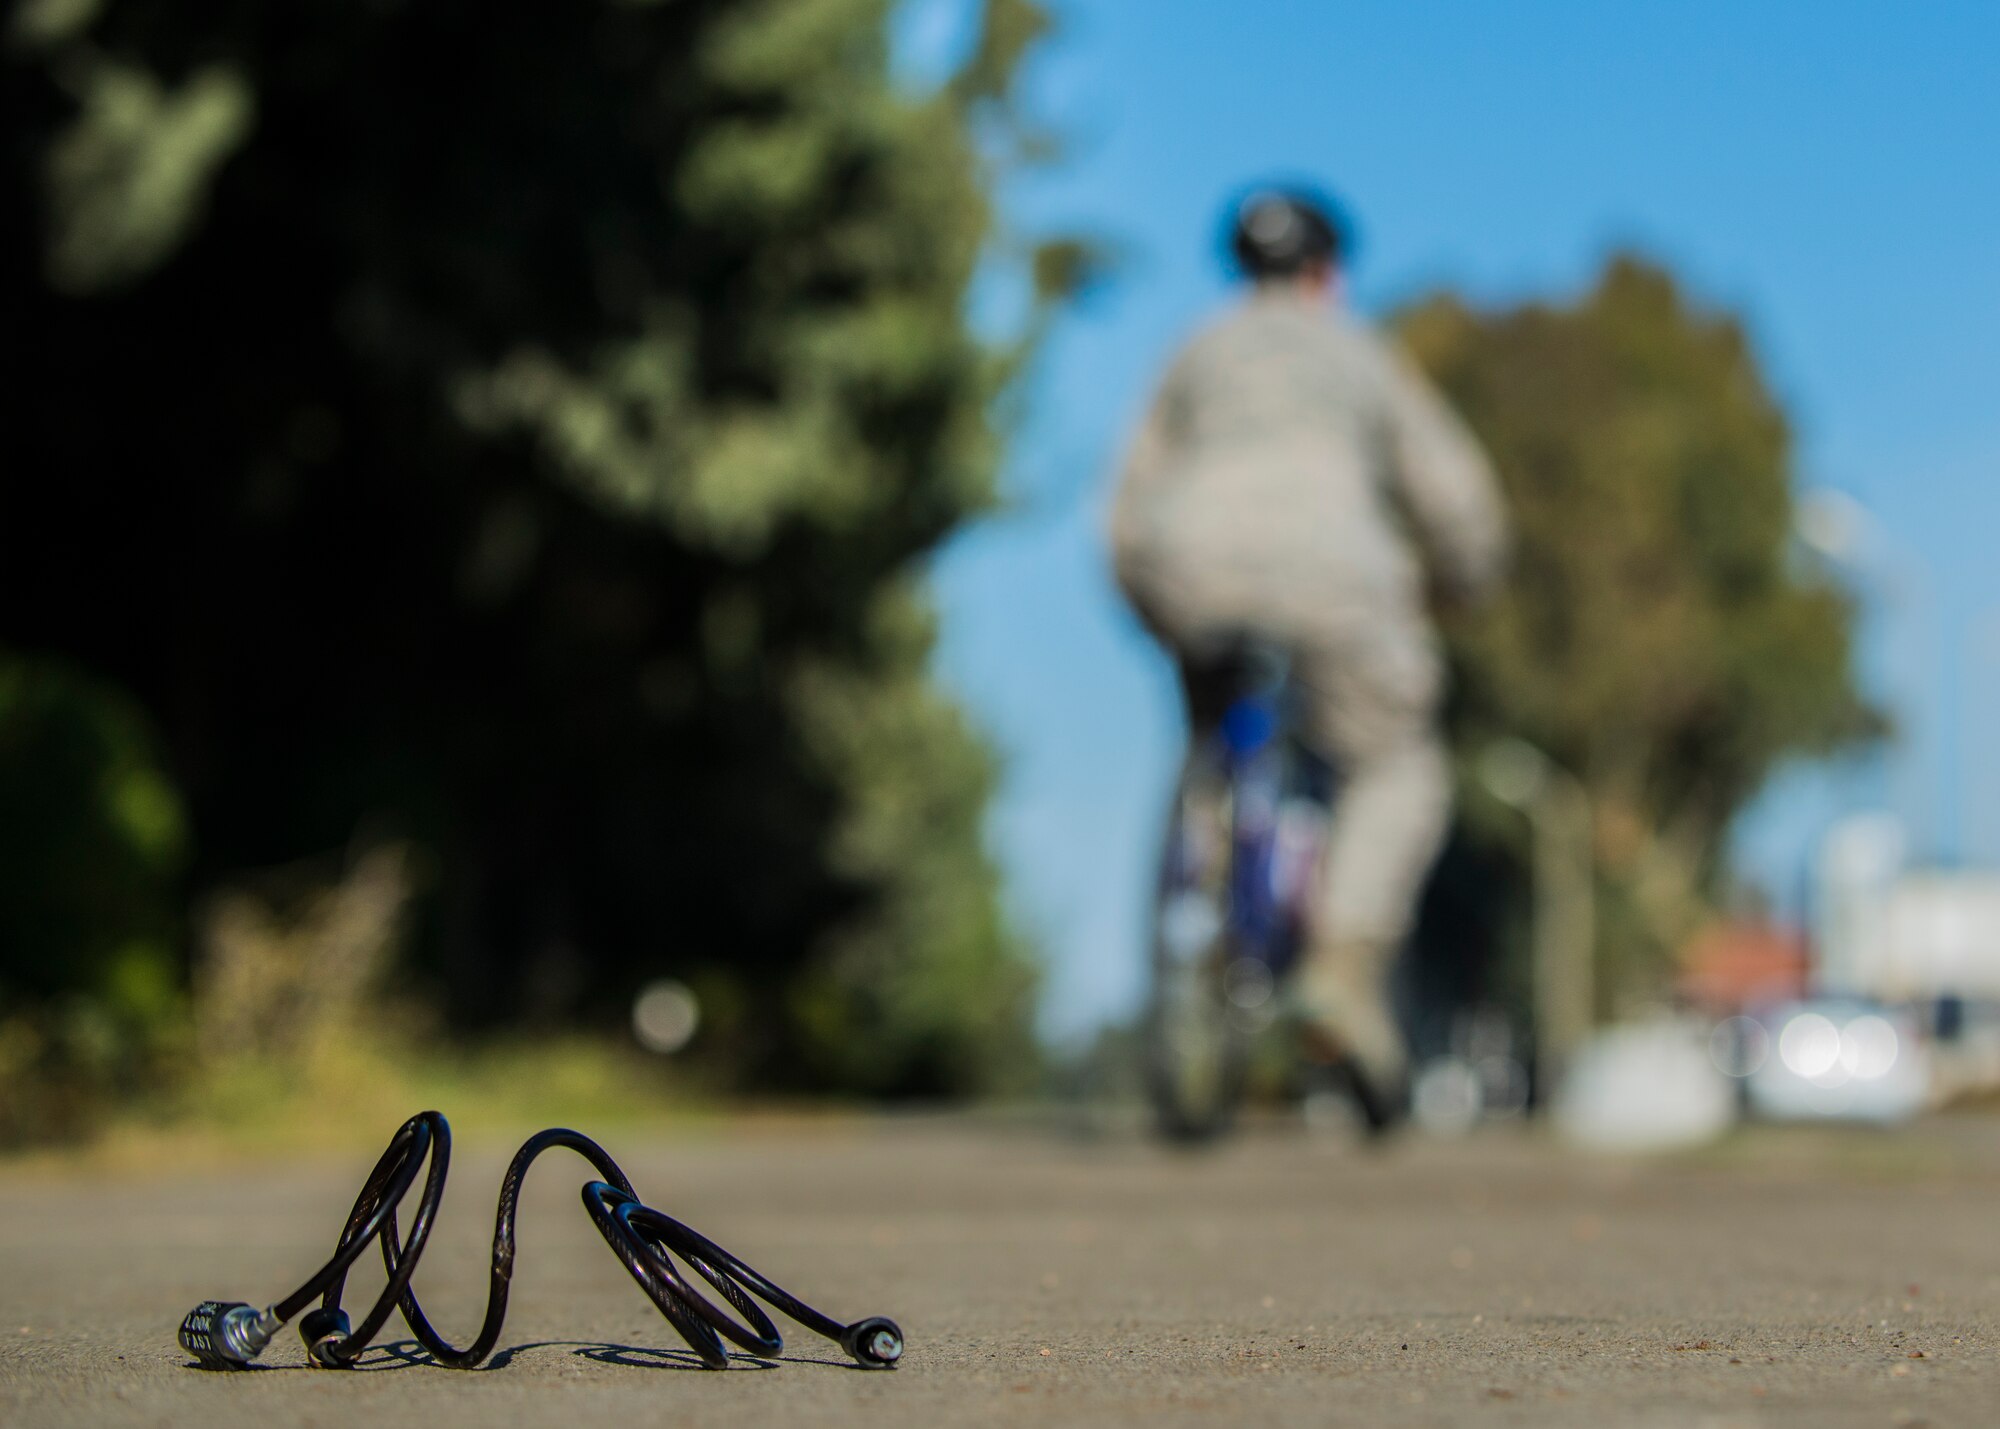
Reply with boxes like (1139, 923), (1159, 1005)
(1815, 814), (2000, 1000)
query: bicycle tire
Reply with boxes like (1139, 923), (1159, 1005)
(1144, 743), (1250, 1143)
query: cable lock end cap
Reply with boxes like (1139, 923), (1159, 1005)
(179, 1301), (281, 1369)
(840, 1316), (903, 1369)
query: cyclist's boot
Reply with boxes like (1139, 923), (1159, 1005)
(1294, 940), (1408, 1137)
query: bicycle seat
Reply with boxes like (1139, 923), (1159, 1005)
(1182, 635), (1334, 793)
(1184, 633), (1290, 698)
(1178, 634), (1290, 757)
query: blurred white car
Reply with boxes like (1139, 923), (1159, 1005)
(1731, 999), (1929, 1124)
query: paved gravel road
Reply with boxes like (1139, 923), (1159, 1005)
(1, 1114), (1995, 1428)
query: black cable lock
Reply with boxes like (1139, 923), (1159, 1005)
(176, 1110), (903, 1372)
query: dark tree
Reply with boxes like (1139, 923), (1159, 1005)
(2, 0), (1060, 1093)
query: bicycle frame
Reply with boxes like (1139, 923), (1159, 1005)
(1146, 641), (1331, 1140)
(1212, 677), (1325, 982)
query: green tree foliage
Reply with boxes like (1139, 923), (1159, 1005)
(2, 0), (1055, 1092)
(1397, 258), (1874, 1003)
(0, 656), (188, 1139)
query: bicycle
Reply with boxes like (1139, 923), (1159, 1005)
(1144, 639), (1334, 1141)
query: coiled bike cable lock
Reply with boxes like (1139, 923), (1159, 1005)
(176, 1110), (903, 1372)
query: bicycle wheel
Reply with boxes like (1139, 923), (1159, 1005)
(1145, 742), (1249, 1143)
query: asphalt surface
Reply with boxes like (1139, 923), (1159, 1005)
(1, 1113), (1996, 1428)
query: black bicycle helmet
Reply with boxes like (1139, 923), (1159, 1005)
(1228, 187), (1347, 280)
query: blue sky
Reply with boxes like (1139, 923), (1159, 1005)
(900, 0), (2000, 1042)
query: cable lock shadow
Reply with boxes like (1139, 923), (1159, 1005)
(179, 1339), (786, 1374)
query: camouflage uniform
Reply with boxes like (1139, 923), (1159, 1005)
(1109, 289), (1507, 1085)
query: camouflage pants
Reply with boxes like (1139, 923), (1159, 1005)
(1139, 562), (1453, 953)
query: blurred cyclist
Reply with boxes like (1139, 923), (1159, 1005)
(1108, 187), (1508, 1126)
